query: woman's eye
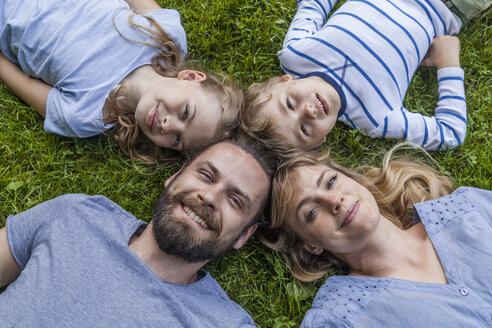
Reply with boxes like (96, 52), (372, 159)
(183, 105), (189, 120)
(174, 134), (181, 146)
(287, 99), (294, 110)
(327, 174), (337, 189)
(306, 205), (318, 223)
(300, 124), (309, 136)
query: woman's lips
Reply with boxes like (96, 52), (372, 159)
(146, 106), (158, 129)
(341, 201), (359, 228)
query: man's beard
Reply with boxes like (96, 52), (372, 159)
(151, 189), (240, 263)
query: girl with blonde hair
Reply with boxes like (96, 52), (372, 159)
(261, 145), (492, 327)
(0, 0), (242, 163)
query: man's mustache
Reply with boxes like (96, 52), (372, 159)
(171, 192), (221, 234)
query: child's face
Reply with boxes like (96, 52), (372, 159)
(262, 75), (341, 149)
(135, 71), (222, 151)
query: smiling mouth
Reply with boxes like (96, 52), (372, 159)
(315, 94), (329, 116)
(341, 201), (359, 228)
(183, 204), (211, 230)
(146, 106), (159, 129)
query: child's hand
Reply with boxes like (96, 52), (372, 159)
(420, 36), (460, 69)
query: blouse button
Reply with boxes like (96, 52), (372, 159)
(460, 287), (469, 296)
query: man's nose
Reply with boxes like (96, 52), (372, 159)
(197, 185), (220, 211)
(302, 103), (317, 119)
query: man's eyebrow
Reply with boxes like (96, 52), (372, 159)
(198, 160), (219, 177)
(295, 170), (328, 220)
(229, 185), (252, 213)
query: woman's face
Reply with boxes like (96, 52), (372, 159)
(286, 165), (381, 256)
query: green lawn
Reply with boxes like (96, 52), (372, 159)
(1, 1), (490, 327)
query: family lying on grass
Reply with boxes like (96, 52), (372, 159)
(0, 0), (490, 326)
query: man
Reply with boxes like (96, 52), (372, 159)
(0, 136), (276, 327)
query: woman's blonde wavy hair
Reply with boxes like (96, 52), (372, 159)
(259, 144), (455, 282)
(104, 13), (243, 164)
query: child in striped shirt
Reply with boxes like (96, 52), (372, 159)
(243, 0), (489, 153)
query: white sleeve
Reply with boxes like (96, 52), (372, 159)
(283, 0), (341, 48)
(384, 67), (466, 150)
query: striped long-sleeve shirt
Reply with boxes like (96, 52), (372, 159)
(278, 0), (466, 150)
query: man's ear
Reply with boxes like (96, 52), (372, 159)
(177, 70), (207, 82)
(296, 242), (323, 255)
(233, 224), (257, 250)
(279, 74), (293, 82)
(164, 166), (185, 188)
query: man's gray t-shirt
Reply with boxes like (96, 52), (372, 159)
(1, 194), (255, 327)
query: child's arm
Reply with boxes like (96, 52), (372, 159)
(387, 36), (466, 150)
(283, 0), (340, 48)
(0, 227), (22, 288)
(0, 52), (51, 118)
(124, 0), (161, 14)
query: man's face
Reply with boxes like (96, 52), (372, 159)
(152, 143), (270, 263)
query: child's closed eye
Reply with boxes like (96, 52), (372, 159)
(182, 105), (189, 120)
(301, 124), (309, 136)
(287, 98), (294, 110)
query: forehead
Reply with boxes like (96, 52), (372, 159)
(290, 165), (336, 204)
(184, 87), (222, 148)
(189, 143), (270, 201)
(262, 99), (301, 147)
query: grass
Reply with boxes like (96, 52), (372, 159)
(0, 1), (490, 326)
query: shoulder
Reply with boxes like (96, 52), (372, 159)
(414, 187), (492, 236)
(195, 272), (255, 324)
(36, 194), (136, 225)
(49, 193), (125, 211)
(302, 276), (391, 327)
(143, 8), (187, 56)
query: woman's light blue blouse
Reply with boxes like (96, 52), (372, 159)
(301, 187), (492, 327)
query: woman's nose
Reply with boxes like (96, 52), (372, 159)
(323, 192), (343, 214)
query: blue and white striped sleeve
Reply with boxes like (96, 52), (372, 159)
(385, 67), (466, 150)
(283, 0), (340, 48)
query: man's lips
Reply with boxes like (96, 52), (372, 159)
(315, 94), (329, 116)
(341, 201), (359, 228)
(146, 106), (158, 129)
(181, 203), (213, 232)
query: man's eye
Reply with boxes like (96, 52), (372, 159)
(174, 134), (181, 146)
(183, 105), (189, 120)
(306, 205), (318, 223)
(287, 98), (294, 110)
(230, 196), (242, 209)
(199, 170), (212, 182)
(300, 124), (309, 136)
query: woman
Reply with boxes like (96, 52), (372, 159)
(260, 147), (492, 327)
